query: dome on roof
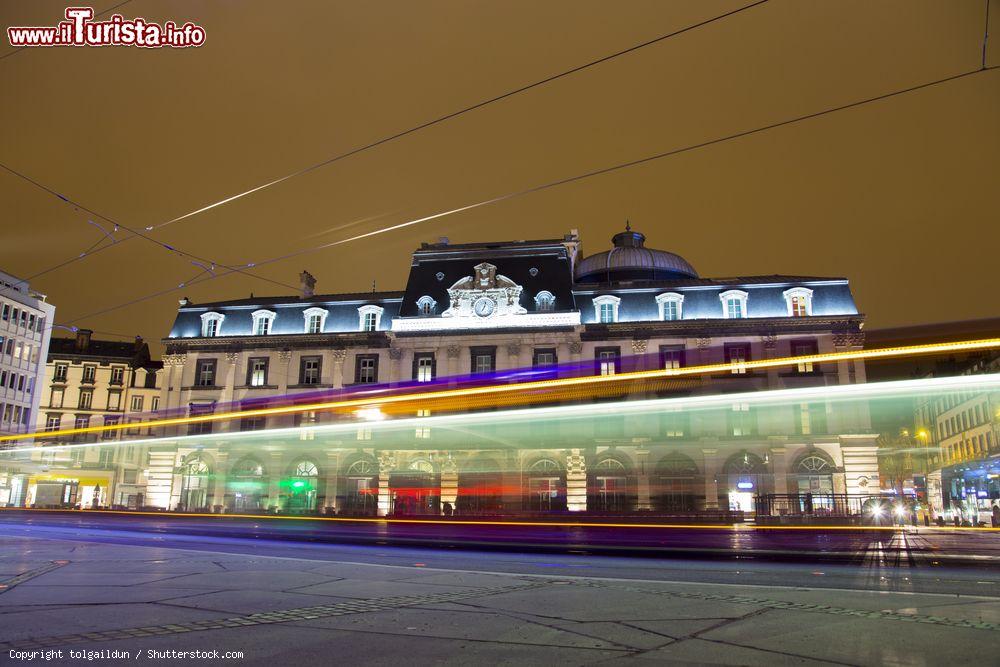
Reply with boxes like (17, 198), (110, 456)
(575, 226), (698, 282)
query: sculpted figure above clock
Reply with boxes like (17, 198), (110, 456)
(442, 263), (526, 318)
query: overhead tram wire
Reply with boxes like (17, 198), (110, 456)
(0, 162), (300, 295)
(13, 0), (771, 286)
(61, 64), (1000, 326)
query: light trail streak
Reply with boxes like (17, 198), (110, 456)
(2, 338), (999, 446)
(1, 507), (998, 532)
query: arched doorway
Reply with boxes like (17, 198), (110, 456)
(722, 451), (768, 512)
(457, 458), (504, 515)
(178, 456), (210, 511)
(588, 457), (634, 513)
(653, 452), (700, 512)
(524, 459), (566, 512)
(286, 460), (319, 513)
(340, 459), (377, 515)
(227, 458), (267, 513)
(390, 459), (440, 516)
(792, 451), (837, 511)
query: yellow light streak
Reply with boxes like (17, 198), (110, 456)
(3, 337), (998, 444)
(3, 506), (1000, 532)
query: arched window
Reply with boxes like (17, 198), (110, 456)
(534, 291), (556, 312)
(293, 460), (319, 477)
(592, 295), (621, 323)
(288, 460), (320, 512)
(529, 458), (561, 473)
(526, 459), (565, 511)
(719, 290), (748, 319)
(251, 309), (276, 336)
(655, 293), (684, 321)
(654, 452), (700, 512)
(200, 312), (225, 337)
(358, 305), (384, 332)
(409, 459), (435, 473)
(792, 450), (836, 498)
(302, 307), (328, 334)
(783, 287), (813, 317)
(228, 458), (266, 513)
(416, 296), (437, 316)
(590, 458), (630, 512)
(795, 454), (832, 473)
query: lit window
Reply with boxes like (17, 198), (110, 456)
(720, 290), (748, 319)
(725, 343), (750, 374)
(655, 293), (684, 321)
(415, 355), (434, 382)
(534, 291), (556, 312)
(593, 295), (621, 324)
(416, 407), (432, 439)
(597, 348), (619, 376)
(248, 358), (268, 386)
(791, 340), (818, 373)
(358, 305), (384, 332)
(730, 403), (753, 436)
(783, 288), (813, 317)
(416, 296), (437, 316)
(302, 307), (328, 334)
(201, 312), (225, 337)
(251, 310), (276, 336)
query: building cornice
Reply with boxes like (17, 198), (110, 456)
(163, 331), (391, 354)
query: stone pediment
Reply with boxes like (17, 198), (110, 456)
(443, 263), (526, 318)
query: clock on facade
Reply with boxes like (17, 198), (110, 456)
(473, 296), (496, 317)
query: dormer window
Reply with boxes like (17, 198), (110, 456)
(200, 312), (225, 337)
(655, 293), (684, 321)
(593, 295), (621, 323)
(783, 287), (813, 317)
(416, 296), (437, 317)
(251, 309), (276, 335)
(358, 305), (384, 332)
(303, 307), (328, 334)
(719, 290), (748, 319)
(534, 291), (556, 312)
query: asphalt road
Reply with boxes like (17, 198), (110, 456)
(1, 509), (998, 597)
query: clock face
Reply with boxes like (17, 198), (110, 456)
(473, 296), (496, 317)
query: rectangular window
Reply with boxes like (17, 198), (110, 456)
(662, 300), (679, 321)
(660, 345), (685, 370)
(50, 387), (64, 408)
(74, 414), (90, 431)
(599, 303), (615, 323)
(103, 416), (121, 439)
(729, 402), (755, 436)
(363, 312), (377, 332)
(53, 363), (68, 382)
(596, 347), (620, 376)
(1, 304), (8, 321)
(355, 355), (378, 384)
(254, 316), (271, 336)
(107, 391), (121, 411)
(78, 390), (93, 410)
(307, 314), (323, 334)
(790, 295), (808, 317)
(726, 298), (743, 319)
(204, 318), (219, 337)
(110, 367), (124, 385)
(151, 396), (159, 413)
(533, 348), (557, 367)
(11, 308), (19, 326)
(661, 408), (688, 437)
(470, 347), (496, 375)
(17, 374), (24, 391)
(28, 314), (35, 330)
(414, 354), (435, 383)
(300, 356), (322, 384)
(188, 403), (215, 435)
(144, 370), (157, 389)
(247, 357), (269, 387)
(195, 359), (217, 387)
(791, 339), (818, 373)
(45, 414), (61, 431)
(81, 365), (96, 384)
(724, 343), (751, 374)
(130, 395), (144, 412)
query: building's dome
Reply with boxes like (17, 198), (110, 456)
(575, 226), (698, 282)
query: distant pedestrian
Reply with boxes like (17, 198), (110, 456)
(992, 504), (1000, 528)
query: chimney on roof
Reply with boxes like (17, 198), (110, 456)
(74, 328), (92, 353)
(300, 270), (316, 298)
(178, 297), (190, 306)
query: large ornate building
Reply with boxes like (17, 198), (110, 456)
(146, 227), (877, 516)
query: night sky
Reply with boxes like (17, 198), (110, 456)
(1, 1), (997, 351)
